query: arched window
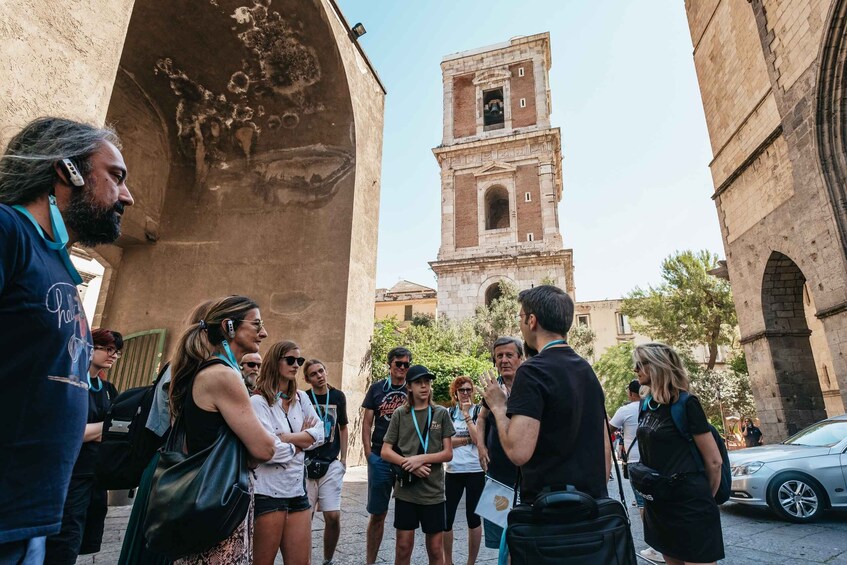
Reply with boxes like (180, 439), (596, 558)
(485, 186), (510, 230)
(485, 283), (503, 306)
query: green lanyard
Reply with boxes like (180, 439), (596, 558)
(12, 197), (83, 285)
(411, 406), (432, 454)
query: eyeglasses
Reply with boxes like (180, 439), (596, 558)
(283, 356), (306, 366)
(392, 361), (410, 369)
(242, 362), (261, 369)
(238, 319), (265, 331)
(94, 346), (121, 358)
(457, 388), (474, 394)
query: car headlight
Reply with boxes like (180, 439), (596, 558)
(731, 461), (764, 476)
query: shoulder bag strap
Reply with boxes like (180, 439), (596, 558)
(604, 408), (629, 509)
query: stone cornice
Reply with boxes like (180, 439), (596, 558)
(429, 248), (572, 274)
(740, 329), (812, 345)
(432, 128), (561, 161)
(816, 299), (847, 320)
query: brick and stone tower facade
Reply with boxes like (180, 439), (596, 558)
(429, 33), (574, 320)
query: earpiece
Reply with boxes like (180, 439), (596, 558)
(226, 320), (235, 338)
(58, 159), (85, 188)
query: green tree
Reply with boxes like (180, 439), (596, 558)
(474, 280), (521, 350)
(621, 250), (737, 369)
(592, 341), (636, 415)
(688, 352), (756, 432)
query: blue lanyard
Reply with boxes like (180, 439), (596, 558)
(541, 339), (567, 352)
(383, 377), (405, 392)
(411, 406), (432, 454)
(89, 374), (103, 392)
(216, 341), (241, 373)
(12, 197), (83, 285)
(310, 388), (330, 419)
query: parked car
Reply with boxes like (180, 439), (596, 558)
(729, 414), (847, 523)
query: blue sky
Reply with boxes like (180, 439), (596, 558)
(337, 1), (723, 302)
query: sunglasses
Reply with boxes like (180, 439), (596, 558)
(457, 388), (474, 394)
(242, 362), (261, 369)
(392, 361), (410, 369)
(283, 356), (306, 366)
(633, 362), (645, 373)
(94, 346), (122, 358)
(238, 319), (265, 331)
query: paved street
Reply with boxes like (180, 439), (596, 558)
(79, 465), (847, 564)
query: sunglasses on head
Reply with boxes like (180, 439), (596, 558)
(242, 362), (261, 369)
(283, 356), (306, 366)
(392, 361), (410, 369)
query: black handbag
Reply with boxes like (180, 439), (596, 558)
(627, 461), (678, 502)
(306, 457), (333, 480)
(503, 413), (637, 565)
(143, 418), (250, 559)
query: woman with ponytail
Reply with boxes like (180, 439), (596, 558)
(250, 340), (324, 565)
(167, 295), (277, 564)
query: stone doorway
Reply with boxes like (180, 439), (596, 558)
(760, 252), (828, 436)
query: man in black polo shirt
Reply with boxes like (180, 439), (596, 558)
(481, 285), (610, 502)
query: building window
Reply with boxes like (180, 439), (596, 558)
(404, 305), (413, 321)
(485, 186), (510, 230)
(526, 233), (534, 242)
(518, 67), (525, 77)
(524, 191), (531, 202)
(483, 88), (505, 130)
(577, 314), (590, 327)
(519, 98), (526, 108)
(616, 312), (632, 335)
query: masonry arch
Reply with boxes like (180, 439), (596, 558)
(484, 282), (503, 306)
(761, 251), (828, 435)
(484, 185), (510, 230)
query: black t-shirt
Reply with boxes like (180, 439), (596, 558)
(0, 205), (93, 543)
(73, 378), (118, 477)
(484, 408), (518, 486)
(362, 378), (407, 453)
(743, 425), (763, 447)
(506, 346), (608, 501)
(306, 388), (348, 461)
(637, 395), (710, 476)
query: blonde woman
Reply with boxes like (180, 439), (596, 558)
(166, 295), (277, 564)
(250, 341), (324, 565)
(632, 343), (724, 565)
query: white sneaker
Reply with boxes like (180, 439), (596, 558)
(639, 548), (665, 563)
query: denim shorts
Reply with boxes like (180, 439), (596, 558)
(366, 451), (394, 515)
(254, 493), (311, 517)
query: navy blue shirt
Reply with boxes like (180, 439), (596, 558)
(0, 204), (92, 543)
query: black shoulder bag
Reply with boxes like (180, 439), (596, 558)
(143, 407), (250, 558)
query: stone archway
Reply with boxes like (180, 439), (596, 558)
(760, 251), (827, 435)
(484, 282), (503, 306)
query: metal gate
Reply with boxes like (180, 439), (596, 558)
(108, 329), (167, 392)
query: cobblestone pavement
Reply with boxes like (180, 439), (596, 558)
(78, 465), (847, 564)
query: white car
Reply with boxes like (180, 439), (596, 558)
(728, 414), (847, 523)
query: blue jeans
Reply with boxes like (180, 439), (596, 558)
(366, 451), (394, 515)
(0, 537), (46, 565)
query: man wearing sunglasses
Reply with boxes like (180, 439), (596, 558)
(361, 346), (412, 565)
(240, 352), (262, 392)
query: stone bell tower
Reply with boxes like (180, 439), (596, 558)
(429, 33), (574, 320)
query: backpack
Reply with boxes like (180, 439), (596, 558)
(95, 363), (170, 490)
(667, 391), (732, 504)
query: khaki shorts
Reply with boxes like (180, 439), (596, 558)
(306, 459), (345, 512)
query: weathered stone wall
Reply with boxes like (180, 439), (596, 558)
(685, 0), (847, 438)
(452, 74), (476, 139)
(0, 0), (135, 147)
(454, 172), (479, 249)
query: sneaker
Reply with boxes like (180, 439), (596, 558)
(639, 548), (665, 563)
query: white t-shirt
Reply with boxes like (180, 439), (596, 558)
(446, 405), (483, 474)
(610, 400), (640, 463)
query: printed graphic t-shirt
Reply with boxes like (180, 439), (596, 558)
(307, 388), (348, 461)
(362, 378), (408, 454)
(507, 345), (608, 501)
(637, 395), (711, 476)
(446, 405), (483, 474)
(383, 404), (456, 505)
(0, 204), (92, 543)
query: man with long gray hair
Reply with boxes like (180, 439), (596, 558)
(0, 117), (133, 562)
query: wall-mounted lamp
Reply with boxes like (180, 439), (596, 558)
(351, 22), (367, 39)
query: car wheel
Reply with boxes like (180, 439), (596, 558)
(767, 472), (826, 523)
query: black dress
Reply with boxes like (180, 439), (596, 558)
(637, 395), (725, 563)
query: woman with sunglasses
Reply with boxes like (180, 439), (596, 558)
(443, 376), (485, 565)
(45, 329), (121, 565)
(251, 341), (324, 565)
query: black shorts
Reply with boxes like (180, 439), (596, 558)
(254, 494), (310, 517)
(393, 499), (447, 534)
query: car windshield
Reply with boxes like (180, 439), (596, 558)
(783, 420), (847, 447)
